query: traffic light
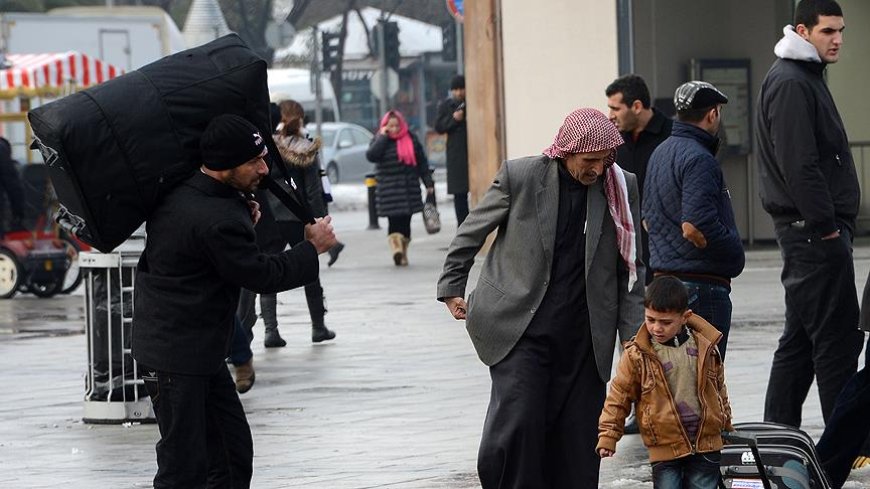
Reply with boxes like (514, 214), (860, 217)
(382, 21), (400, 70)
(321, 31), (341, 72)
(442, 22), (456, 61)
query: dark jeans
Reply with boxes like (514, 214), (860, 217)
(387, 215), (412, 238)
(651, 452), (721, 489)
(228, 316), (252, 366)
(453, 192), (469, 226)
(681, 280), (732, 360)
(141, 363), (253, 489)
(764, 224), (863, 427)
(817, 335), (870, 489)
(477, 312), (604, 488)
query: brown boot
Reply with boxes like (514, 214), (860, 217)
(234, 359), (255, 394)
(400, 236), (410, 266)
(388, 233), (404, 266)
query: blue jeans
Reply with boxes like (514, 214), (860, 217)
(652, 452), (721, 489)
(682, 280), (732, 360)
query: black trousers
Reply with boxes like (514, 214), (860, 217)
(453, 192), (469, 226)
(276, 221), (326, 321)
(142, 363), (253, 489)
(387, 215), (412, 239)
(478, 313), (604, 488)
(817, 338), (870, 488)
(763, 224), (863, 426)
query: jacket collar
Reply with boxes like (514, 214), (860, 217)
(672, 121), (719, 155)
(633, 313), (722, 354)
(623, 107), (669, 140)
(774, 25), (822, 63)
(185, 170), (245, 199)
(774, 25), (827, 75)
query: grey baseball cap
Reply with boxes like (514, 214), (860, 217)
(673, 81), (728, 111)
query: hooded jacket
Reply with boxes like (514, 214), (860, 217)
(755, 25), (859, 236)
(267, 133), (328, 223)
(644, 121), (745, 280)
(597, 314), (733, 462)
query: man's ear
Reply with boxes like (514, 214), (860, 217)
(631, 99), (644, 113)
(795, 23), (811, 39)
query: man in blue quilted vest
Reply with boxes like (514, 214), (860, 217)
(643, 81), (745, 359)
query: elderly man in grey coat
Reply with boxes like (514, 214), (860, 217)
(437, 108), (645, 488)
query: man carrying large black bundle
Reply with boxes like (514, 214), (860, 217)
(131, 114), (337, 488)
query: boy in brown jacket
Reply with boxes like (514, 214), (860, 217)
(598, 276), (732, 488)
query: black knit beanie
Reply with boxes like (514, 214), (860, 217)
(200, 114), (268, 171)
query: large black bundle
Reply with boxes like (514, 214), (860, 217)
(28, 34), (308, 253)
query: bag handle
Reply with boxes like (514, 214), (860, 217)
(262, 134), (315, 224)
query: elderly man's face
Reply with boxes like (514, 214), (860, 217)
(226, 153), (269, 192)
(563, 149), (613, 185)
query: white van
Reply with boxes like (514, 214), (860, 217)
(267, 68), (341, 123)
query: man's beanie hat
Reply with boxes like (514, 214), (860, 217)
(450, 75), (465, 90)
(673, 81), (728, 111)
(200, 114), (268, 171)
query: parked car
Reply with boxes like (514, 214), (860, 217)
(306, 122), (374, 185)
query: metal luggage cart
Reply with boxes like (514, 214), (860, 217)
(81, 233), (154, 423)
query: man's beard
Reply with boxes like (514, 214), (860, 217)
(226, 170), (259, 193)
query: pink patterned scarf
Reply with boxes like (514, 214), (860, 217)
(543, 108), (637, 290)
(379, 110), (417, 167)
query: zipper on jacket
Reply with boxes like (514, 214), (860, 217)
(835, 154), (842, 167)
(693, 340), (715, 450)
(646, 352), (694, 452)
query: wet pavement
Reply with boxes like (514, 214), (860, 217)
(2, 188), (870, 488)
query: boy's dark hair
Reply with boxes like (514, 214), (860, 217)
(605, 74), (651, 109)
(644, 276), (689, 312)
(795, 0), (843, 30)
(677, 106), (716, 123)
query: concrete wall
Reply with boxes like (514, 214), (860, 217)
(500, 0), (619, 159)
(631, 0), (791, 241)
(829, 0), (870, 226)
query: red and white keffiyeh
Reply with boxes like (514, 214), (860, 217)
(543, 108), (637, 291)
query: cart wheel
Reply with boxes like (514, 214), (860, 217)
(0, 249), (22, 299)
(29, 279), (61, 298)
(59, 238), (82, 294)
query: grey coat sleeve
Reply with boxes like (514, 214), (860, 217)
(617, 171), (646, 344)
(437, 162), (511, 301)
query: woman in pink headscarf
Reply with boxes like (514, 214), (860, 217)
(366, 110), (435, 266)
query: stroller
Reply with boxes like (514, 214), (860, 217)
(720, 422), (832, 489)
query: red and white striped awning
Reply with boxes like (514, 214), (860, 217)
(0, 52), (124, 98)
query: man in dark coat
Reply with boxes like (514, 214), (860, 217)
(606, 74), (673, 285)
(435, 75), (469, 225)
(0, 137), (25, 236)
(755, 0), (863, 435)
(132, 114), (337, 489)
(438, 108), (644, 488)
(644, 81), (744, 359)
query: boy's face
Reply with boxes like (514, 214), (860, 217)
(645, 308), (692, 344)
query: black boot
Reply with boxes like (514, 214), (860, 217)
(264, 328), (286, 348)
(312, 320), (336, 343)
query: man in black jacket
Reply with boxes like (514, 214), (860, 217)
(132, 114), (337, 489)
(756, 0), (862, 433)
(435, 75), (469, 225)
(606, 74), (673, 286)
